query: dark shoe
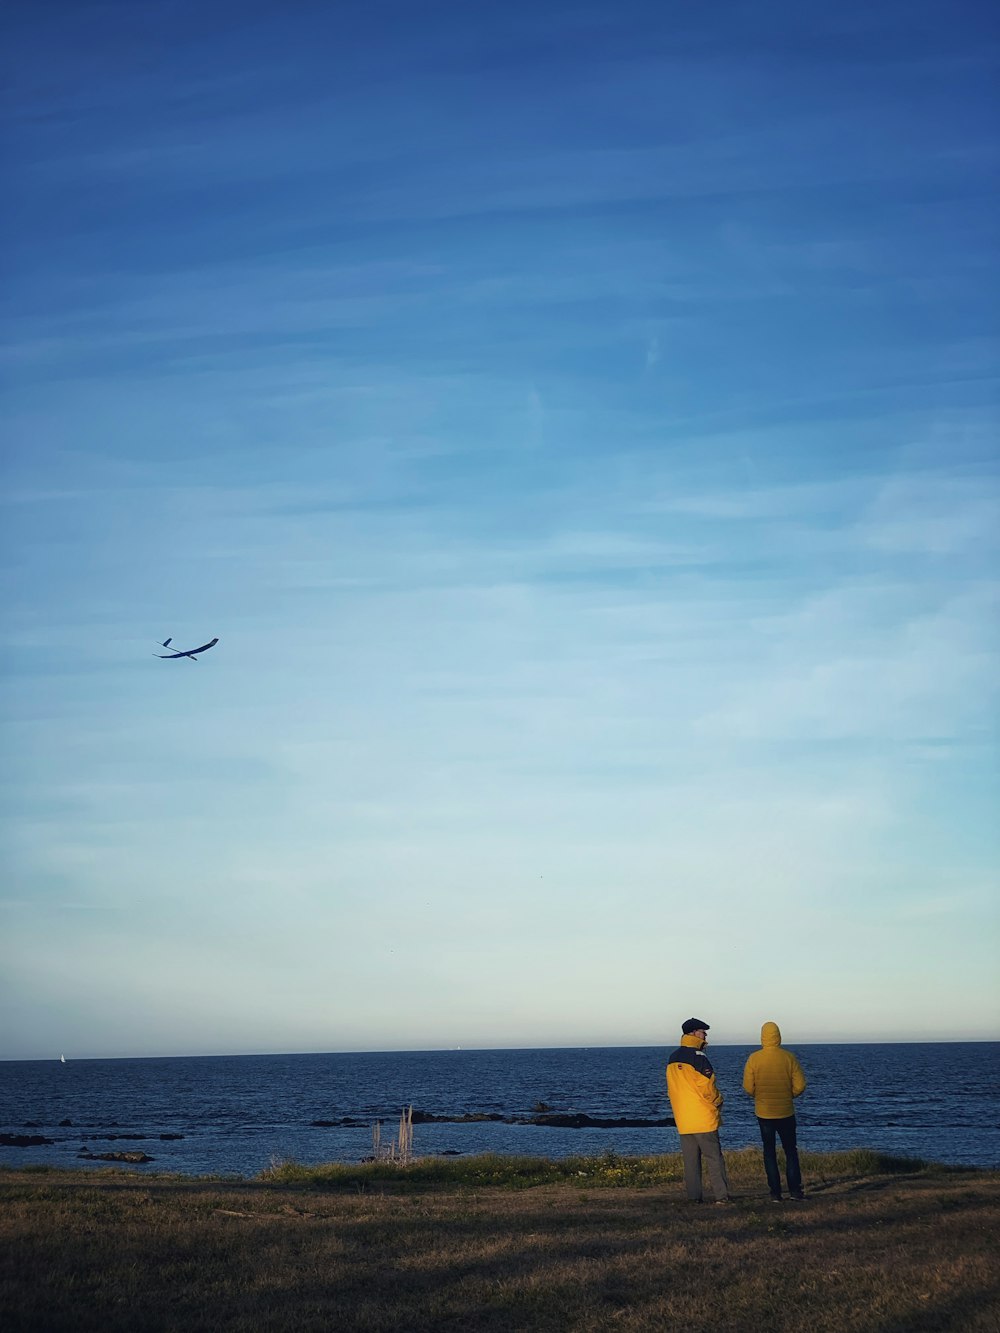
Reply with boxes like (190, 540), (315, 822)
(790, 1193), (806, 1201)
(769, 1195), (782, 1203)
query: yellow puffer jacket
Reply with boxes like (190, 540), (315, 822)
(666, 1034), (724, 1134)
(742, 1022), (806, 1119)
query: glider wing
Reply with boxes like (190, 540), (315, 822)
(154, 637), (219, 660)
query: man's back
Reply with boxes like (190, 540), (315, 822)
(743, 1021), (806, 1119)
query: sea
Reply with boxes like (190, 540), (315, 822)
(1, 1043), (997, 1178)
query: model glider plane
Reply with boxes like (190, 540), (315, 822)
(154, 636), (219, 661)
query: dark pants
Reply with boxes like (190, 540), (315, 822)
(757, 1115), (802, 1198)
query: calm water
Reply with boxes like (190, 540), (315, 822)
(1, 1043), (997, 1177)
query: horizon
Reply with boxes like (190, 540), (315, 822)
(5, 1034), (1000, 1064)
(2, 0), (998, 1060)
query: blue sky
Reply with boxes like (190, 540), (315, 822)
(1, 0), (998, 1059)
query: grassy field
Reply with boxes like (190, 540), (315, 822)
(2, 1148), (998, 1331)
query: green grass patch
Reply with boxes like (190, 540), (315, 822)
(258, 1149), (663, 1190)
(256, 1146), (940, 1192)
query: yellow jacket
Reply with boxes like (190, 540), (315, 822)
(666, 1034), (724, 1134)
(742, 1022), (806, 1119)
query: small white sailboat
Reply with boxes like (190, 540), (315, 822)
(60, 1054), (66, 1064)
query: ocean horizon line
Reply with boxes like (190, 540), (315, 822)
(4, 1037), (998, 1064)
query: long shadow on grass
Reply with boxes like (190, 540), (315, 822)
(728, 1185), (999, 1247)
(880, 1281), (1000, 1333)
(8, 1202), (717, 1330)
(42, 1202), (998, 1333)
(8, 1183), (1000, 1333)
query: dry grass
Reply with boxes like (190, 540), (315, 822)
(1, 1151), (998, 1331)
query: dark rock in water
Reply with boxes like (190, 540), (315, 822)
(78, 1149), (154, 1163)
(409, 1110), (506, 1124)
(23, 1121), (42, 1128)
(436, 1149), (463, 1156)
(403, 1108), (675, 1129)
(529, 1113), (675, 1129)
(159, 1133), (184, 1141)
(310, 1107), (676, 1132)
(1, 1133), (54, 1148)
(59, 1119), (73, 1127)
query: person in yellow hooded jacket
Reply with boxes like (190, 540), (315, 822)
(665, 1018), (729, 1203)
(742, 1021), (807, 1201)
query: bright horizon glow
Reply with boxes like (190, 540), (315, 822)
(1, 0), (998, 1061)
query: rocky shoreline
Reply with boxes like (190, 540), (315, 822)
(1, 1107), (675, 1167)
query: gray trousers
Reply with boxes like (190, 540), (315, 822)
(679, 1131), (729, 1201)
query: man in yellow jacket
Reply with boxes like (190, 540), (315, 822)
(665, 1018), (729, 1203)
(742, 1021), (807, 1201)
